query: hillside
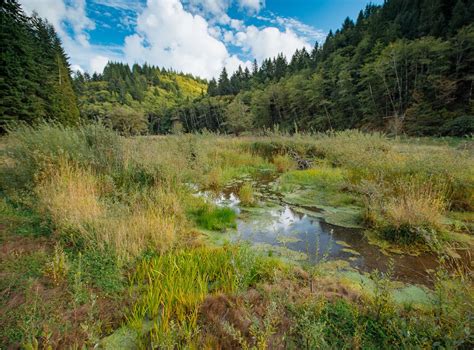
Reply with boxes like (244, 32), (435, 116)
(74, 62), (207, 134)
(168, 0), (474, 136)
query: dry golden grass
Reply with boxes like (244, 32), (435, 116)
(36, 160), (104, 231)
(36, 161), (186, 259)
(385, 181), (447, 230)
(239, 183), (255, 206)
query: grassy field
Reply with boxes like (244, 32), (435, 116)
(0, 124), (473, 348)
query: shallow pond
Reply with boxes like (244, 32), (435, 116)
(200, 176), (450, 286)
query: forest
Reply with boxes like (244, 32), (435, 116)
(2, 0), (473, 136)
(73, 0), (474, 136)
(1, 0), (473, 349)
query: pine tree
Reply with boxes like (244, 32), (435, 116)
(207, 78), (218, 96)
(0, 0), (43, 130)
(450, 0), (470, 33)
(217, 67), (231, 95)
(1, 0), (79, 130)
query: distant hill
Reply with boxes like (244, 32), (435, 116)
(73, 62), (207, 134)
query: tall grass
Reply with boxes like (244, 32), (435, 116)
(1, 122), (122, 191)
(36, 162), (186, 258)
(128, 245), (266, 347)
(239, 183), (256, 206)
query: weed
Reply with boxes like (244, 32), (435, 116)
(44, 244), (69, 286)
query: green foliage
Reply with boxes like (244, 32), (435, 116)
(175, 2), (474, 136)
(225, 97), (253, 135)
(72, 248), (124, 294)
(192, 205), (237, 231)
(105, 105), (148, 136)
(74, 62), (207, 133)
(0, 1), (79, 131)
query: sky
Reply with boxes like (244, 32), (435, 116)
(18, 0), (383, 79)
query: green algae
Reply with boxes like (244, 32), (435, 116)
(253, 243), (308, 261)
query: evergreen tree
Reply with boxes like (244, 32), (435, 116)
(207, 78), (218, 96)
(0, 0), (79, 131)
(217, 67), (231, 95)
(450, 0), (470, 33)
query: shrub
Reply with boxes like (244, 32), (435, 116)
(105, 106), (148, 136)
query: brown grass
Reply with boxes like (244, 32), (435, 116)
(35, 161), (186, 259)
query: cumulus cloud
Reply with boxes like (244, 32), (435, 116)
(238, 0), (264, 13)
(18, 0), (321, 77)
(123, 0), (248, 78)
(234, 25), (311, 62)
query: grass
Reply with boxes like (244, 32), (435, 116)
(193, 205), (237, 231)
(128, 245), (266, 347)
(273, 154), (295, 173)
(1, 124), (473, 348)
(239, 183), (256, 206)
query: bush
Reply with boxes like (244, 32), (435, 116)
(106, 106), (148, 136)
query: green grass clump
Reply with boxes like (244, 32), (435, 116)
(193, 206), (237, 231)
(279, 166), (345, 190)
(128, 245), (272, 347)
(273, 154), (295, 173)
(238, 183), (255, 206)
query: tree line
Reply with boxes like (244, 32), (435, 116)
(169, 0), (474, 136)
(2, 0), (473, 136)
(0, 0), (79, 132)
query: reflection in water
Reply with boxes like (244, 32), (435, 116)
(202, 184), (442, 286)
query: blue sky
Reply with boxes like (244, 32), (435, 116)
(19, 0), (383, 78)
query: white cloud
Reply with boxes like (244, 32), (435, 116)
(123, 0), (247, 78)
(19, 0), (120, 73)
(91, 0), (144, 12)
(90, 55), (110, 73)
(18, 0), (321, 78)
(186, 0), (230, 16)
(234, 25), (311, 62)
(258, 13), (326, 44)
(238, 0), (264, 13)
(185, 0), (264, 16)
